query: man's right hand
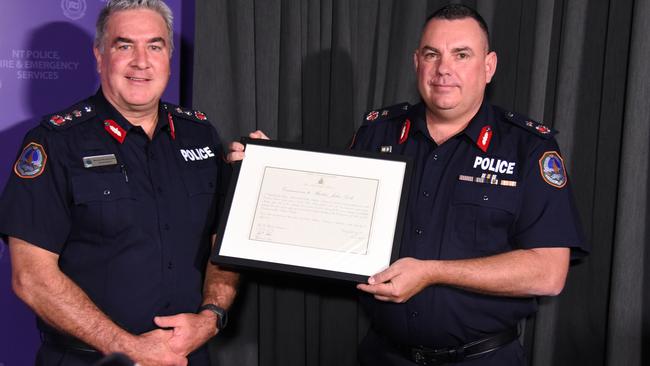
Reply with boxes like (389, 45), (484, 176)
(226, 130), (269, 163)
(120, 329), (188, 366)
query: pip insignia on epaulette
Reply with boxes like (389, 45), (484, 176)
(364, 102), (411, 124)
(502, 110), (555, 138)
(42, 103), (96, 130)
(163, 102), (209, 123)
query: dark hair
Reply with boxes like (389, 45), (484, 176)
(425, 4), (490, 49)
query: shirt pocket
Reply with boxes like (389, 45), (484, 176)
(70, 172), (135, 239)
(182, 167), (218, 197)
(448, 181), (519, 257)
(181, 167), (219, 230)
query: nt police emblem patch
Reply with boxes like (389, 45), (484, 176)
(539, 151), (566, 188)
(14, 142), (48, 179)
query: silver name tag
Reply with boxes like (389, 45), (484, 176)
(83, 154), (118, 168)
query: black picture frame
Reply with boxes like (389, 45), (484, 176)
(211, 138), (412, 282)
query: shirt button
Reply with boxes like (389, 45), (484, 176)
(433, 154), (438, 161)
(149, 152), (156, 160)
(411, 311), (418, 318)
(163, 224), (170, 230)
(415, 228), (423, 235)
(422, 191), (430, 198)
(157, 186), (163, 194)
(168, 261), (173, 269)
(483, 195), (489, 201)
(103, 189), (111, 196)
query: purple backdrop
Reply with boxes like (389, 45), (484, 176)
(0, 0), (188, 363)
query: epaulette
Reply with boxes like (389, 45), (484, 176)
(163, 102), (210, 123)
(502, 109), (556, 139)
(363, 102), (411, 125)
(41, 102), (96, 130)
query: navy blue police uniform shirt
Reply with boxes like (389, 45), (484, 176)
(351, 101), (589, 348)
(0, 89), (228, 336)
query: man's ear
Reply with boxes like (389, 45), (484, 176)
(413, 49), (420, 73)
(485, 51), (497, 83)
(93, 47), (102, 74)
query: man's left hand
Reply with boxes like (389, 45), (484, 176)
(153, 312), (218, 356)
(356, 257), (433, 303)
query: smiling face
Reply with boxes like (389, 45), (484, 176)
(94, 8), (171, 116)
(414, 18), (497, 123)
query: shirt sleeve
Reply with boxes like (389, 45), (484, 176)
(513, 137), (588, 258)
(210, 124), (231, 236)
(0, 126), (72, 253)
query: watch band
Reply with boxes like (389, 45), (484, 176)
(198, 303), (228, 330)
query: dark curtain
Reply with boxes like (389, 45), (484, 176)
(192, 0), (650, 365)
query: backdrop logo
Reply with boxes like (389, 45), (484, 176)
(61, 0), (87, 20)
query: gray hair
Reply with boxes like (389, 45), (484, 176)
(94, 0), (174, 54)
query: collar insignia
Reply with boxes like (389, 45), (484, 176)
(398, 119), (411, 144)
(168, 112), (176, 140)
(477, 125), (493, 152)
(103, 119), (127, 144)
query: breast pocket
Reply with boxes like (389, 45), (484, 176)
(448, 182), (519, 256)
(181, 167), (219, 228)
(70, 172), (135, 239)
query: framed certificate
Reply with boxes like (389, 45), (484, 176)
(211, 138), (412, 282)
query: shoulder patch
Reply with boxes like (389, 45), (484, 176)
(539, 151), (567, 188)
(41, 103), (96, 130)
(502, 110), (555, 139)
(363, 102), (411, 125)
(163, 102), (210, 123)
(14, 142), (47, 179)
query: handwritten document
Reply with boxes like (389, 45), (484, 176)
(250, 167), (379, 254)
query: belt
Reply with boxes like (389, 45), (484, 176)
(41, 331), (99, 354)
(393, 328), (518, 365)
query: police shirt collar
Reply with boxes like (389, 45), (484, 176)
(93, 89), (136, 134)
(408, 103), (431, 140)
(94, 89), (173, 139)
(462, 102), (497, 153)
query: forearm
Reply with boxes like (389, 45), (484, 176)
(202, 234), (239, 309)
(202, 264), (239, 309)
(427, 247), (570, 297)
(9, 238), (133, 355)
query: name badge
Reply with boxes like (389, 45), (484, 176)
(83, 154), (118, 168)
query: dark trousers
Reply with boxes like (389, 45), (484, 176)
(358, 328), (527, 366)
(35, 343), (211, 366)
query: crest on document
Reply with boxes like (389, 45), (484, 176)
(14, 142), (47, 179)
(539, 151), (567, 188)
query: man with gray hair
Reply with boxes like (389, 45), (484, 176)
(0, 1), (237, 365)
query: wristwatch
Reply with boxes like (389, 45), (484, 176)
(198, 304), (228, 330)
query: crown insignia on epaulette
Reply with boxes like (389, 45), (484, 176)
(48, 105), (93, 127)
(504, 111), (553, 136)
(365, 102), (410, 122)
(164, 103), (209, 123)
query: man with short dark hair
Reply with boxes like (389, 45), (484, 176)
(353, 4), (588, 365)
(0, 1), (237, 365)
